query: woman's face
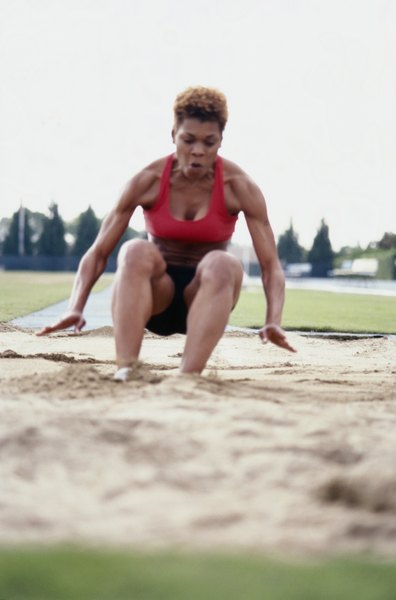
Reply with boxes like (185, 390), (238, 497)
(173, 118), (222, 178)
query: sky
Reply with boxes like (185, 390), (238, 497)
(0, 0), (395, 251)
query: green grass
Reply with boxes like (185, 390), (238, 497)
(230, 289), (396, 334)
(0, 271), (113, 321)
(1, 272), (395, 333)
(1, 547), (396, 600)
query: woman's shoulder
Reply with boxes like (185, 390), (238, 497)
(138, 155), (170, 180)
(120, 156), (170, 208)
(130, 155), (170, 191)
(221, 157), (259, 193)
(221, 156), (245, 176)
(220, 155), (267, 216)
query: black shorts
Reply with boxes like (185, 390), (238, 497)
(145, 264), (196, 336)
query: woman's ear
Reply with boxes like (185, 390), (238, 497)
(171, 128), (175, 143)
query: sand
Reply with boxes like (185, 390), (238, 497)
(1, 323), (396, 557)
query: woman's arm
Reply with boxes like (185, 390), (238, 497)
(37, 165), (159, 335)
(230, 169), (296, 352)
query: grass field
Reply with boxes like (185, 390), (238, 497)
(1, 547), (396, 600)
(231, 289), (396, 334)
(1, 272), (395, 333)
(0, 271), (113, 321)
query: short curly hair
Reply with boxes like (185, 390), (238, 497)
(173, 86), (228, 132)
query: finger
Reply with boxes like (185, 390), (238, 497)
(285, 343), (297, 353)
(74, 318), (86, 333)
(278, 337), (297, 353)
(36, 318), (74, 336)
(259, 331), (268, 344)
(36, 326), (53, 336)
(37, 323), (63, 336)
(265, 330), (297, 353)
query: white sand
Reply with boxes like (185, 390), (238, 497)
(1, 324), (396, 557)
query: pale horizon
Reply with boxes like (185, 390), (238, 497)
(1, 0), (395, 252)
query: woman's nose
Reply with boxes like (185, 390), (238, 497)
(191, 142), (204, 155)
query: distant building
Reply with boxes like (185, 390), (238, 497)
(230, 244), (315, 279)
(330, 258), (378, 278)
(283, 263), (312, 278)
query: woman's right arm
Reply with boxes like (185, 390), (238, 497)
(37, 166), (158, 335)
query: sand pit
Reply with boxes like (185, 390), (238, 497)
(1, 323), (396, 557)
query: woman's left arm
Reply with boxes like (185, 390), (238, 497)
(233, 173), (296, 352)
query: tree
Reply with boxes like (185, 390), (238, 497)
(0, 217), (11, 254)
(308, 219), (334, 277)
(72, 206), (100, 257)
(37, 203), (67, 256)
(377, 232), (396, 250)
(277, 222), (306, 264)
(29, 211), (47, 249)
(3, 207), (33, 255)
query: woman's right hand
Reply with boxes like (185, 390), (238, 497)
(36, 310), (86, 336)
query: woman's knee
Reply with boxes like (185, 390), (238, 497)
(199, 251), (243, 289)
(117, 239), (165, 274)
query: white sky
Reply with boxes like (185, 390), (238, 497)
(0, 0), (395, 251)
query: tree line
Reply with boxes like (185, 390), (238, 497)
(277, 219), (334, 277)
(0, 204), (142, 259)
(277, 220), (396, 278)
(1, 204), (395, 277)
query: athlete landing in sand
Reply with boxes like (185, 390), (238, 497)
(38, 86), (296, 378)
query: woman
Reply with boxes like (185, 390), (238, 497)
(38, 86), (295, 377)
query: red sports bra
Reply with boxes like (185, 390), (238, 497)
(143, 154), (238, 243)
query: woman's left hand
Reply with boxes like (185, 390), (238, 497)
(259, 323), (297, 353)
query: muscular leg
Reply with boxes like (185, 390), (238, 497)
(112, 239), (174, 368)
(181, 251), (243, 374)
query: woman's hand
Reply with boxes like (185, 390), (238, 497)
(259, 323), (296, 353)
(36, 311), (86, 336)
